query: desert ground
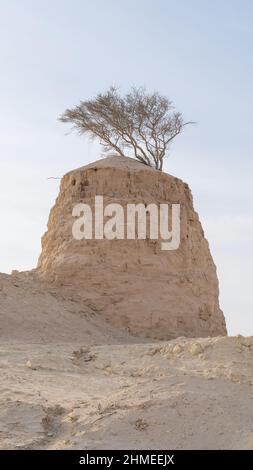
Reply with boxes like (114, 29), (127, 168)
(0, 272), (253, 450)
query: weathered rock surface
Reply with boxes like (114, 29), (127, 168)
(37, 156), (227, 339)
(1, 332), (252, 450)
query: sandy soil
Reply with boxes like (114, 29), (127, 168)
(0, 273), (252, 450)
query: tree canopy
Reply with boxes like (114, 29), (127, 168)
(59, 87), (193, 170)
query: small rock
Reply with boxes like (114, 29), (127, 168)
(172, 344), (183, 355)
(26, 360), (37, 370)
(227, 371), (241, 384)
(189, 342), (204, 356)
(159, 344), (174, 356)
(237, 336), (253, 348)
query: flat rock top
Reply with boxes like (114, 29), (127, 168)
(66, 155), (176, 178)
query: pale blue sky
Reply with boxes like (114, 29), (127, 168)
(0, 0), (252, 335)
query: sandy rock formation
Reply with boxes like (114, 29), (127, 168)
(37, 156), (227, 339)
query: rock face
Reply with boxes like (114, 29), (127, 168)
(37, 156), (227, 339)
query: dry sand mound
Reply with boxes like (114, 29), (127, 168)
(0, 272), (138, 345)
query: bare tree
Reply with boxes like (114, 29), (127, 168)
(59, 87), (193, 170)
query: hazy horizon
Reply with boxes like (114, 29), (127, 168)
(0, 0), (252, 336)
